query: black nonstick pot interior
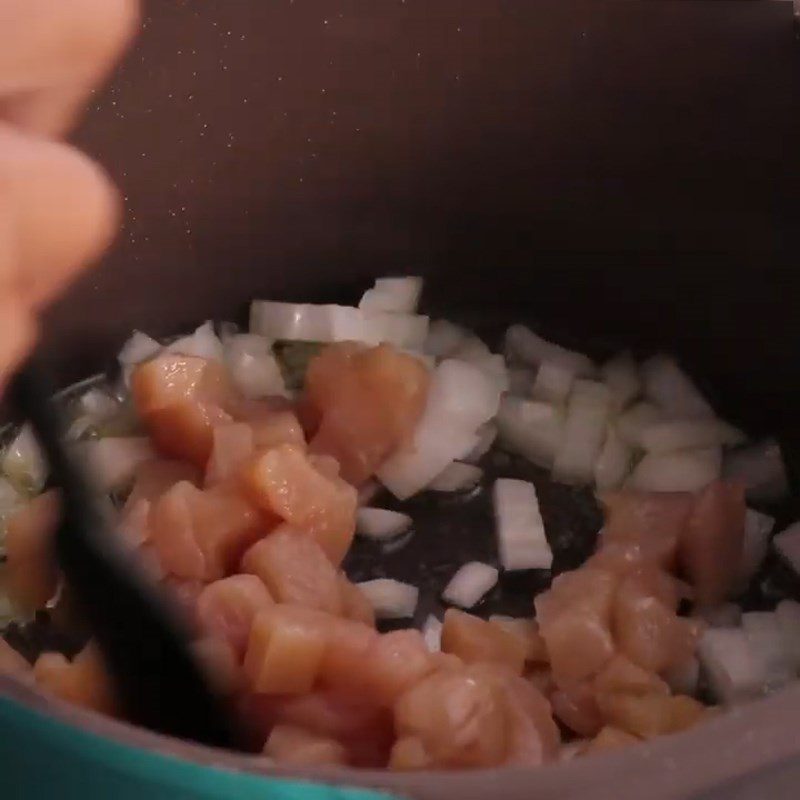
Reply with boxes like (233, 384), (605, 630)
(4, 1), (800, 798)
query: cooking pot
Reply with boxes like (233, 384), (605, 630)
(3, 1), (800, 797)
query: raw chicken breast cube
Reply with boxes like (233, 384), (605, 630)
(263, 724), (348, 766)
(441, 609), (527, 674)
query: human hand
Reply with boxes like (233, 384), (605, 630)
(0, 0), (139, 384)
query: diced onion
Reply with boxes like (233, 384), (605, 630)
(742, 611), (795, 689)
(428, 463), (483, 492)
(775, 600), (800, 672)
(166, 321), (225, 362)
(74, 437), (157, 494)
(359, 277), (423, 314)
(508, 367), (536, 397)
(452, 336), (491, 362)
(224, 334), (288, 399)
(663, 657), (700, 696)
(693, 603), (742, 628)
(463, 423), (497, 464)
(723, 439), (789, 503)
(616, 402), (664, 448)
(356, 579), (418, 619)
(600, 352), (641, 412)
(593, 427), (632, 491)
(421, 614), (443, 652)
(378, 360), (501, 499)
(493, 478), (552, 571)
(553, 380), (611, 485)
(627, 447), (721, 493)
(423, 320), (470, 359)
(118, 330), (161, 369)
(531, 361), (575, 405)
(504, 324), (594, 377)
(639, 419), (745, 454)
(1, 424), (48, 494)
(697, 627), (765, 704)
(773, 522), (800, 576)
(641, 355), (715, 420)
(442, 562), (499, 609)
(0, 477), (24, 548)
(735, 508), (774, 590)
(250, 301), (429, 349)
(77, 388), (120, 420)
(496, 397), (564, 469)
(356, 508), (412, 540)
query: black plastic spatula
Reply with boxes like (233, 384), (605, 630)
(11, 361), (239, 749)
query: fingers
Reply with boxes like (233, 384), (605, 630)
(0, 122), (121, 309)
(0, 0), (140, 136)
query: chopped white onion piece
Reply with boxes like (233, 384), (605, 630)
(663, 657), (700, 696)
(639, 419), (745, 454)
(423, 319), (469, 359)
(356, 579), (418, 619)
(600, 352), (641, 412)
(75, 437), (157, 494)
(421, 614), (443, 652)
(742, 611), (795, 688)
(356, 508), (412, 540)
(166, 321), (225, 362)
(496, 397), (564, 469)
(0, 477), (24, 547)
(627, 447), (721, 493)
(531, 361), (575, 405)
(593, 426), (632, 491)
(118, 330), (162, 368)
(616, 402), (664, 448)
(250, 301), (429, 348)
(452, 336), (491, 362)
(377, 359), (500, 499)
(773, 522), (800, 576)
(429, 462), (483, 492)
(493, 478), (552, 571)
(2, 424), (48, 494)
(641, 355), (715, 420)
(735, 509), (775, 590)
(508, 367), (536, 397)
(723, 439), (789, 503)
(224, 334), (288, 399)
(693, 603), (742, 628)
(467, 354), (509, 395)
(77, 388), (120, 420)
(359, 276), (423, 314)
(698, 627), (765, 704)
(775, 600), (800, 672)
(463, 423), (497, 464)
(553, 380), (611, 485)
(442, 562), (499, 608)
(504, 324), (594, 376)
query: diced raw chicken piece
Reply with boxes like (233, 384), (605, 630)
(550, 683), (603, 737)
(535, 568), (617, 686)
(584, 726), (640, 754)
(190, 637), (243, 695)
(596, 692), (706, 739)
(304, 343), (430, 486)
(244, 605), (329, 694)
(131, 355), (236, 465)
(263, 724), (348, 766)
(242, 443), (356, 565)
(124, 458), (201, 510)
(241, 526), (342, 615)
(592, 655), (669, 697)
(204, 423), (255, 486)
(679, 480), (745, 606)
(195, 575), (274, 657)
(317, 617), (378, 692)
(600, 490), (694, 570)
(234, 401), (306, 451)
(361, 629), (436, 707)
(33, 643), (117, 715)
(613, 571), (699, 673)
(337, 574), (376, 627)
(441, 609), (527, 674)
(487, 617), (548, 664)
(663, 656), (701, 697)
(5, 490), (60, 613)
